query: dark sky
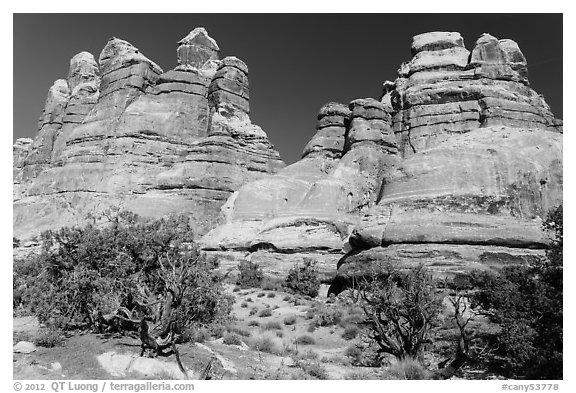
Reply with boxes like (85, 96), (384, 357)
(13, 14), (563, 164)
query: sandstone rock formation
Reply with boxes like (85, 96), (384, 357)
(200, 31), (562, 286)
(14, 30), (562, 288)
(13, 28), (284, 240)
(13, 138), (33, 200)
(200, 99), (401, 278)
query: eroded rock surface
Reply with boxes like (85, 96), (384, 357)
(330, 31), (562, 292)
(13, 28), (284, 240)
(200, 99), (401, 278)
(200, 31), (562, 284)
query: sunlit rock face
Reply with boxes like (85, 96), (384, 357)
(200, 98), (402, 279)
(330, 31), (562, 293)
(200, 31), (562, 285)
(14, 30), (562, 287)
(13, 28), (285, 240)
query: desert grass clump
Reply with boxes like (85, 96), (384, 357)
(250, 336), (277, 354)
(228, 326), (251, 337)
(257, 292), (266, 298)
(263, 321), (282, 330)
(267, 292), (276, 298)
(248, 320), (260, 327)
(282, 343), (299, 356)
(385, 358), (428, 380)
(283, 315), (297, 325)
(183, 326), (211, 343)
(258, 308), (272, 318)
(295, 335), (316, 345)
(299, 349), (319, 360)
(342, 325), (359, 340)
(34, 328), (64, 348)
(261, 278), (283, 291)
(282, 295), (291, 302)
(308, 303), (342, 327)
(297, 361), (329, 379)
(344, 345), (362, 364)
(344, 371), (378, 380)
(240, 302), (248, 308)
(249, 307), (258, 316)
(222, 332), (243, 346)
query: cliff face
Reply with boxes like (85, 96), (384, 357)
(14, 30), (562, 287)
(200, 31), (562, 284)
(200, 99), (401, 278)
(13, 28), (285, 240)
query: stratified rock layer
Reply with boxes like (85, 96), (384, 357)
(14, 29), (284, 240)
(201, 99), (401, 278)
(200, 31), (562, 284)
(13, 138), (33, 200)
(330, 32), (562, 293)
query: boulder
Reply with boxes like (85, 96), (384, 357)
(13, 341), (37, 354)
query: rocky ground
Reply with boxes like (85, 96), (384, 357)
(13, 284), (502, 380)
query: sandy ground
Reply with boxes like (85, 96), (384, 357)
(13, 285), (377, 380)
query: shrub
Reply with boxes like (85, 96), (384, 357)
(297, 361), (328, 379)
(306, 324), (316, 333)
(240, 302), (248, 308)
(299, 349), (319, 360)
(267, 292), (276, 298)
(282, 295), (291, 302)
(261, 278), (283, 291)
(249, 307), (258, 316)
(248, 320), (260, 327)
(263, 321), (282, 330)
(183, 326), (211, 343)
(283, 315), (297, 325)
(232, 287), (241, 293)
(468, 205), (563, 379)
(246, 298), (253, 302)
(228, 326), (251, 337)
(309, 304), (342, 327)
(281, 343), (298, 356)
(284, 258), (321, 298)
(236, 260), (264, 289)
(344, 345), (362, 364)
(257, 292), (265, 298)
(251, 336), (276, 354)
(344, 371), (376, 380)
(258, 309), (272, 318)
(276, 331), (284, 338)
(353, 262), (443, 361)
(13, 210), (233, 340)
(342, 326), (359, 340)
(295, 335), (316, 345)
(222, 333), (243, 346)
(385, 358), (428, 380)
(34, 328), (64, 348)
